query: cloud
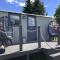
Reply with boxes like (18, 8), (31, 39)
(6, 0), (15, 4)
(17, 2), (25, 7)
(5, 0), (25, 7)
(44, 5), (48, 8)
(15, 0), (18, 4)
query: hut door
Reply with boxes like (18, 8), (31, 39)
(27, 16), (37, 43)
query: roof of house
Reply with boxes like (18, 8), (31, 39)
(0, 10), (54, 18)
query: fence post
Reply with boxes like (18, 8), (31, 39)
(37, 26), (41, 48)
(26, 54), (30, 60)
(19, 25), (23, 51)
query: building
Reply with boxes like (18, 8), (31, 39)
(0, 11), (54, 44)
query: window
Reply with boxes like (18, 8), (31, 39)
(28, 16), (35, 26)
(10, 15), (20, 26)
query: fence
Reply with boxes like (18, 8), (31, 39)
(19, 26), (41, 51)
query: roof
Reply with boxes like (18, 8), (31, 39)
(0, 10), (54, 18)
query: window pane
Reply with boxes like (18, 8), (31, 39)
(10, 15), (19, 26)
(28, 17), (35, 26)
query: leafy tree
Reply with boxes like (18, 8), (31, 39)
(23, 0), (32, 14)
(23, 0), (45, 15)
(32, 0), (45, 15)
(54, 5), (60, 45)
(54, 5), (60, 23)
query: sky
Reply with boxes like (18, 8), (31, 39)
(0, 0), (60, 16)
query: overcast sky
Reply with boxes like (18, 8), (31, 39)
(0, 0), (60, 16)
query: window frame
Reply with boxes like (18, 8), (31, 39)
(8, 13), (20, 26)
(27, 15), (36, 28)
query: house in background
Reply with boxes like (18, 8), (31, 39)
(0, 11), (54, 44)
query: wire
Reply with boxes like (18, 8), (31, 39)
(40, 32), (60, 51)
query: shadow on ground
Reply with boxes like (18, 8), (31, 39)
(6, 52), (48, 60)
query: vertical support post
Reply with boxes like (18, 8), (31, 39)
(26, 54), (30, 60)
(19, 15), (23, 51)
(37, 26), (41, 48)
(19, 26), (23, 51)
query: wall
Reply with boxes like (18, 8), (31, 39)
(21, 14), (54, 42)
(13, 26), (19, 44)
(12, 14), (27, 44)
(36, 16), (53, 41)
(21, 14), (27, 43)
(0, 11), (54, 44)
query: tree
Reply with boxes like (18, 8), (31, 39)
(23, 0), (32, 14)
(32, 0), (45, 15)
(54, 5), (60, 23)
(23, 0), (45, 15)
(54, 5), (60, 45)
